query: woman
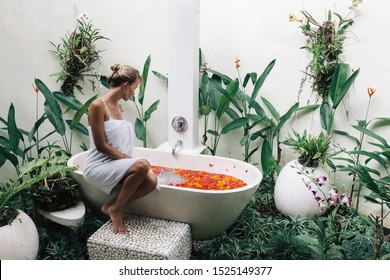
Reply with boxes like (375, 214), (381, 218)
(83, 64), (158, 233)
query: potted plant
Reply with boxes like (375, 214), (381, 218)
(30, 156), (80, 212)
(274, 130), (333, 218)
(0, 157), (76, 259)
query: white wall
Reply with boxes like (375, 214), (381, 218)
(1, 0), (390, 222)
(200, 0), (390, 160)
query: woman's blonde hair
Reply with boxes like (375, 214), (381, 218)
(107, 64), (141, 87)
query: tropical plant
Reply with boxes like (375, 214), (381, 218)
(203, 59), (316, 181)
(266, 230), (316, 260)
(298, 214), (356, 260)
(205, 59), (277, 163)
(254, 98), (302, 178)
(34, 78), (97, 156)
(320, 63), (360, 134)
(50, 17), (109, 96)
(334, 87), (390, 217)
(198, 69), (243, 156)
(290, 5), (361, 134)
(129, 55), (160, 148)
(31, 170), (80, 212)
(282, 129), (332, 168)
(0, 156), (76, 224)
(0, 78), (93, 179)
(0, 102), (56, 175)
(337, 125), (390, 222)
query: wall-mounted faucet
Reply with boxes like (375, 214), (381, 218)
(172, 139), (183, 156)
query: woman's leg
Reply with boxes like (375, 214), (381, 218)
(103, 161), (150, 233)
(125, 170), (158, 203)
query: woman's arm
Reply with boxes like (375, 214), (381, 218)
(88, 100), (130, 159)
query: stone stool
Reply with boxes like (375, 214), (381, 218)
(87, 214), (192, 260)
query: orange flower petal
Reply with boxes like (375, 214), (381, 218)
(32, 83), (39, 94)
(152, 165), (246, 190)
(367, 87), (376, 97)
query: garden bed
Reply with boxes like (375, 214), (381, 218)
(6, 179), (390, 260)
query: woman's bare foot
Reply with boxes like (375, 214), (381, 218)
(107, 206), (128, 234)
(101, 204), (109, 217)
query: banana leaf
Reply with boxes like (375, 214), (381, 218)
(329, 63), (360, 109)
(320, 101), (332, 133)
(243, 72), (257, 88)
(275, 102), (299, 135)
(36, 79), (66, 136)
(28, 114), (47, 142)
(352, 125), (388, 146)
(138, 55), (151, 105)
(249, 59), (276, 107)
(70, 94), (98, 129)
(44, 102), (66, 136)
(143, 100), (160, 122)
(135, 118), (146, 142)
(221, 117), (248, 134)
(261, 97), (278, 120)
(7, 103), (19, 153)
(0, 145), (18, 168)
(261, 139), (274, 175)
(53, 91), (83, 111)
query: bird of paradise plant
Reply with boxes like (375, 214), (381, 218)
(335, 88), (390, 227)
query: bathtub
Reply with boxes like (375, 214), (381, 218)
(67, 148), (263, 240)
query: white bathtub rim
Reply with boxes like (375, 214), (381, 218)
(68, 150), (263, 194)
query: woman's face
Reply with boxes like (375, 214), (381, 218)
(123, 79), (140, 100)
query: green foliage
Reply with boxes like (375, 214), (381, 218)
(35, 78), (97, 155)
(320, 64), (360, 134)
(200, 75), (244, 156)
(0, 156), (76, 211)
(130, 55), (160, 148)
(257, 99), (300, 177)
(294, 9), (360, 135)
(199, 58), (313, 180)
(31, 175), (80, 212)
(204, 60), (278, 163)
(0, 206), (18, 227)
(335, 114), (390, 219)
(283, 130), (331, 167)
(0, 103), (57, 173)
(0, 82), (92, 175)
(298, 10), (355, 101)
(298, 213), (356, 260)
(37, 210), (103, 260)
(50, 19), (109, 96)
(192, 179), (383, 261)
(266, 231), (316, 260)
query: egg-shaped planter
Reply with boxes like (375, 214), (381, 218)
(274, 160), (331, 218)
(0, 209), (39, 260)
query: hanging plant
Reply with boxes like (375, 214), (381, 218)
(50, 17), (109, 96)
(290, 1), (362, 134)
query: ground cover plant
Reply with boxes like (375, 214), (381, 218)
(3, 177), (389, 260)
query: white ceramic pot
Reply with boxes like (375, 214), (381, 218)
(0, 209), (39, 260)
(274, 160), (331, 218)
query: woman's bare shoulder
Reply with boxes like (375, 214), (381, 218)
(88, 99), (107, 123)
(89, 98), (105, 111)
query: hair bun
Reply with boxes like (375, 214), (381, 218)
(110, 64), (121, 72)
(107, 64), (140, 88)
